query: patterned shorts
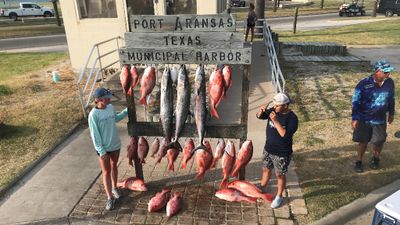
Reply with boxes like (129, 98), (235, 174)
(263, 151), (291, 175)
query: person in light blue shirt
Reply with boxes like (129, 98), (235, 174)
(88, 87), (128, 211)
(352, 60), (395, 173)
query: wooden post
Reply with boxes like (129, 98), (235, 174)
(293, 7), (299, 34)
(238, 65), (250, 180)
(125, 72), (144, 180)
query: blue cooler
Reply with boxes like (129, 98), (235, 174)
(372, 190), (400, 225)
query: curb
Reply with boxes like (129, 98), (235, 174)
(0, 122), (84, 201)
(311, 179), (400, 225)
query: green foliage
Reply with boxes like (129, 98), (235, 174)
(0, 52), (67, 82)
(0, 85), (12, 95)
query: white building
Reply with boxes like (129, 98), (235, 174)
(59, 0), (228, 70)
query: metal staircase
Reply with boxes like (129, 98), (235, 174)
(76, 36), (124, 118)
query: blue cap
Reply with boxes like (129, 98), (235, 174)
(94, 87), (112, 99)
(374, 60), (394, 73)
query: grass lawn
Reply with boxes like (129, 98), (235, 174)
(282, 61), (400, 222)
(0, 53), (83, 193)
(277, 18), (400, 45)
(0, 52), (66, 81)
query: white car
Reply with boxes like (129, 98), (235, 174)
(0, 2), (54, 21)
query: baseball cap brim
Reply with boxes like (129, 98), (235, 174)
(381, 67), (394, 73)
(99, 93), (112, 99)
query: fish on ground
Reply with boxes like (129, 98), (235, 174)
(148, 188), (171, 212)
(215, 188), (257, 203)
(117, 177), (148, 192)
(166, 192), (182, 217)
(227, 180), (273, 203)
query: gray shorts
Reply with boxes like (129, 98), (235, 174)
(263, 151), (291, 175)
(352, 122), (387, 146)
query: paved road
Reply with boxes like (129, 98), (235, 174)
(0, 34), (67, 52)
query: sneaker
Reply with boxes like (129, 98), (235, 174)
(257, 184), (268, 193)
(354, 161), (363, 173)
(369, 157), (380, 170)
(105, 198), (115, 211)
(271, 196), (283, 209)
(112, 188), (122, 199)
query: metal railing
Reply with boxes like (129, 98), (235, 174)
(76, 36), (124, 118)
(262, 19), (285, 93)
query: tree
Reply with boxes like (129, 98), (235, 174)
(51, 0), (62, 27)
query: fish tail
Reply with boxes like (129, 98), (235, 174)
(230, 167), (239, 178)
(210, 104), (220, 119)
(191, 144), (207, 155)
(181, 161), (187, 169)
(139, 96), (147, 105)
(195, 172), (205, 180)
(262, 193), (274, 203)
(210, 158), (217, 169)
(168, 162), (175, 171)
(220, 179), (229, 188)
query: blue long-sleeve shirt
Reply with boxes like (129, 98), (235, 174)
(352, 75), (395, 125)
(88, 104), (128, 156)
(257, 108), (298, 156)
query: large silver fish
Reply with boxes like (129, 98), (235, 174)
(168, 65), (191, 151)
(192, 65), (208, 153)
(160, 67), (174, 143)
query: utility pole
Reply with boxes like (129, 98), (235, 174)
(255, 0), (265, 37)
(51, 0), (62, 27)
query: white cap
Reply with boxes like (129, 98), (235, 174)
(273, 93), (290, 105)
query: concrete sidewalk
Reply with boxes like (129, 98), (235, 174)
(0, 41), (307, 225)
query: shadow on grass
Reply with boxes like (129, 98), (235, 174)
(293, 140), (400, 220)
(0, 123), (39, 140)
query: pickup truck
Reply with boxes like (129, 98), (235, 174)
(0, 2), (54, 21)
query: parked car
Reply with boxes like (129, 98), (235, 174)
(371, 190), (400, 225)
(338, 2), (366, 16)
(232, 0), (246, 7)
(377, 0), (400, 16)
(0, 2), (54, 21)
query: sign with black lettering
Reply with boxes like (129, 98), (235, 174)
(119, 48), (252, 65)
(129, 14), (236, 32)
(125, 32), (244, 49)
